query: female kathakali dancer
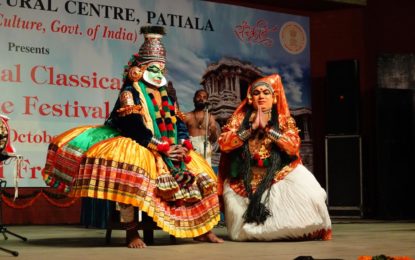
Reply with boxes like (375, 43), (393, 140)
(218, 74), (332, 241)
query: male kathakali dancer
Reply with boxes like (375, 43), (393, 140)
(43, 26), (223, 248)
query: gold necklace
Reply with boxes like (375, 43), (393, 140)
(263, 109), (272, 120)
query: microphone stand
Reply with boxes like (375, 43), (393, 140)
(0, 115), (27, 256)
(203, 104), (209, 159)
(0, 177), (26, 257)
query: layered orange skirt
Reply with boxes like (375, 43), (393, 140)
(43, 125), (220, 238)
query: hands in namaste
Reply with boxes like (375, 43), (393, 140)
(251, 106), (268, 131)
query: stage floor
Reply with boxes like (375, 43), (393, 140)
(1, 220), (414, 259)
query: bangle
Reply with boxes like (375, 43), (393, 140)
(267, 128), (282, 142)
(147, 137), (170, 153)
(237, 128), (252, 141)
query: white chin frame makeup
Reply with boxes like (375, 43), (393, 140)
(143, 70), (167, 88)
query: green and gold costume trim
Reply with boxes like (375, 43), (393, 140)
(42, 126), (220, 238)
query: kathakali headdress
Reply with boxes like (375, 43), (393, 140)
(125, 26), (167, 83)
(137, 26), (166, 65)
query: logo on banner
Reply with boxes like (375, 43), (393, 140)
(234, 20), (278, 47)
(279, 21), (307, 54)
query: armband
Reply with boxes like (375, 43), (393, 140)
(116, 105), (143, 117)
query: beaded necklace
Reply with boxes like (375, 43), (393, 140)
(146, 85), (193, 186)
(147, 86), (177, 144)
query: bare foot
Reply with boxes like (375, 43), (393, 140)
(193, 231), (224, 243)
(126, 229), (147, 248)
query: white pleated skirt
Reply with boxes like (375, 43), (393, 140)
(223, 164), (332, 241)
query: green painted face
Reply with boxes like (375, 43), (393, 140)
(143, 62), (167, 87)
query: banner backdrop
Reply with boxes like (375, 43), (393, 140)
(0, 0), (310, 187)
